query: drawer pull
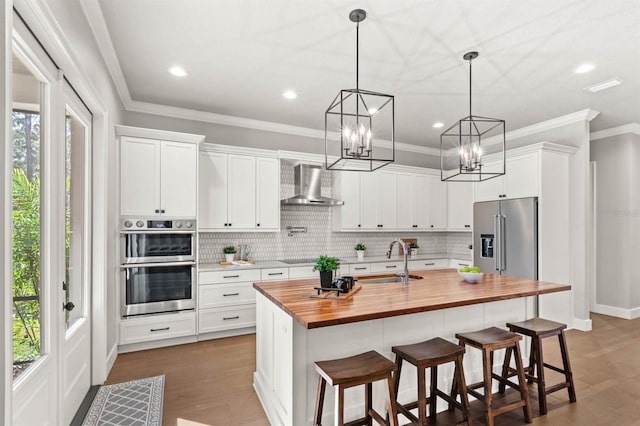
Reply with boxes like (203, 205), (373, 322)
(458, 263), (469, 267)
(268, 272), (283, 276)
(223, 293), (240, 297)
(386, 265), (397, 269)
(223, 275), (240, 278)
(150, 327), (170, 332)
(424, 262), (435, 266)
(223, 316), (240, 321)
(354, 267), (367, 270)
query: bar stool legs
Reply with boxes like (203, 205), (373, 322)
(313, 350), (398, 426)
(503, 318), (577, 415)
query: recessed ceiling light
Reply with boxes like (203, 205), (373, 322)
(432, 122), (444, 128)
(282, 90), (297, 99)
(169, 66), (187, 77)
(583, 78), (623, 93)
(574, 63), (595, 74)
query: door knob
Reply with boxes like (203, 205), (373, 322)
(63, 301), (75, 312)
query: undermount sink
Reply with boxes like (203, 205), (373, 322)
(357, 274), (423, 284)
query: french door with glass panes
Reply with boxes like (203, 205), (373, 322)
(11, 17), (92, 425)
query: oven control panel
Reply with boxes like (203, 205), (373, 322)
(121, 218), (196, 231)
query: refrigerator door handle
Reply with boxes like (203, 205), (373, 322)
(500, 214), (507, 272)
(494, 214), (501, 271)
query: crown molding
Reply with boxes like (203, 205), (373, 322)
(115, 125), (204, 144)
(590, 123), (640, 141)
(80, 0), (132, 106)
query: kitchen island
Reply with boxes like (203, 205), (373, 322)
(253, 269), (570, 426)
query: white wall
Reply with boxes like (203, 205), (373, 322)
(591, 132), (640, 318)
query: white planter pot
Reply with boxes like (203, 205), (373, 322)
(224, 253), (235, 262)
(356, 250), (365, 261)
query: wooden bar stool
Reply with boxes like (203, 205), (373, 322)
(502, 318), (577, 415)
(455, 327), (532, 426)
(313, 350), (399, 426)
(391, 337), (472, 425)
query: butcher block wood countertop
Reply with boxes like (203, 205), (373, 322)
(253, 269), (571, 329)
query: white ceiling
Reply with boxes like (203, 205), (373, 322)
(94, 0), (640, 148)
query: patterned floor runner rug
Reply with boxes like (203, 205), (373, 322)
(82, 375), (164, 426)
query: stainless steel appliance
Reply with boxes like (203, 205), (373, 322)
(473, 197), (537, 280)
(280, 164), (344, 206)
(120, 218), (196, 316)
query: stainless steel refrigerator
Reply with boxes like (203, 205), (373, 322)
(473, 197), (538, 280)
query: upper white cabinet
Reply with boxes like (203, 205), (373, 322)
(117, 126), (202, 217)
(397, 173), (429, 229)
(474, 152), (540, 202)
(447, 181), (473, 230)
(426, 175), (447, 229)
(199, 148), (279, 231)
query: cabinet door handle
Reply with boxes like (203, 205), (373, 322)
(223, 293), (240, 297)
(223, 316), (239, 321)
(354, 267), (367, 270)
(224, 223), (228, 227)
(458, 263), (469, 267)
(386, 265), (397, 269)
(268, 272), (283, 276)
(223, 275), (240, 278)
(424, 262), (435, 266)
(160, 209), (165, 213)
(430, 225), (434, 228)
(228, 223), (232, 227)
(358, 224), (361, 228)
(150, 327), (170, 332)
(257, 223), (260, 227)
(155, 209), (160, 213)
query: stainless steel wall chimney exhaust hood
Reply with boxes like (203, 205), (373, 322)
(281, 164), (344, 206)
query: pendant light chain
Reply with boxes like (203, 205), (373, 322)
(468, 56), (472, 117)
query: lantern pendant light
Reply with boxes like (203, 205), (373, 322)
(440, 51), (506, 182)
(325, 9), (395, 172)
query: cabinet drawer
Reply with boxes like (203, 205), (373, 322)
(261, 267), (289, 281)
(198, 305), (256, 334)
(199, 282), (255, 308)
(119, 312), (196, 345)
(349, 263), (371, 275)
(199, 269), (261, 284)
(451, 259), (472, 269)
(370, 261), (404, 273)
(408, 259), (449, 271)
(289, 265), (317, 279)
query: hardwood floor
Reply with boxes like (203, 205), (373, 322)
(106, 313), (640, 425)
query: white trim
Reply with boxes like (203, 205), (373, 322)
(592, 304), (640, 320)
(79, 0), (132, 107)
(106, 344), (118, 375)
(571, 317), (592, 332)
(115, 124), (204, 144)
(590, 123), (640, 141)
(201, 143), (279, 158)
(117, 335), (197, 354)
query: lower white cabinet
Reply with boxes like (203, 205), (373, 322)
(199, 282), (256, 308)
(119, 312), (196, 345)
(289, 265), (317, 279)
(370, 261), (404, 273)
(349, 263), (371, 276)
(451, 259), (472, 269)
(198, 305), (257, 334)
(408, 259), (449, 270)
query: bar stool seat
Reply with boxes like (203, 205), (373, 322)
(392, 337), (471, 425)
(456, 327), (532, 426)
(314, 350), (399, 426)
(503, 318), (577, 415)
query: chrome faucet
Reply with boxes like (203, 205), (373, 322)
(387, 239), (409, 285)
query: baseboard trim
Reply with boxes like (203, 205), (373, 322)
(572, 317), (592, 331)
(106, 344), (118, 376)
(592, 304), (640, 320)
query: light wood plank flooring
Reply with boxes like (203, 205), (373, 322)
(106, 313), (640, 425)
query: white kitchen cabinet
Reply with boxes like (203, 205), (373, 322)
(333, 169), (397, 231)
(474, 152), (539, 202)
(256, 157), (280, 229)
(408, 259), (449, 271)
(397, 173), (430, 230)
(119, 311), (196, 346)
(120, 135), (198, 217)
(426, 175), (447, 229)
(349, 263), (371, 276)
(199, 150), (279, 231)
(447, 181), (473, 231)
(370, 261), (404, 273)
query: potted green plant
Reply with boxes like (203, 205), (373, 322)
(355, 243), (367, 261)
(223, 245), (236, 262)
(313, 255), (340, 288)
(409, 242), (419, 257)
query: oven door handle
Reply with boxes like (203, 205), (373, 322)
(120, 230), (196, 235)
(120, 261), (196, 269)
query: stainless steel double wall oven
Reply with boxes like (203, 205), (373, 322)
(120, 218), (196, 316)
